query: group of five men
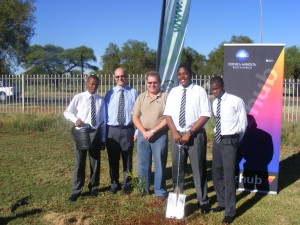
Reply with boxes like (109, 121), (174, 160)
(63, 65), (247, 225)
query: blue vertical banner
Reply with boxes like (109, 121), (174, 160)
(157, 0), (191, 92)
(224, 44), (285, 194)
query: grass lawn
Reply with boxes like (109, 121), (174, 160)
(0, 114), (299, 225)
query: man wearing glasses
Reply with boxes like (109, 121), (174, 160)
(132, 71), (168, 202)
(105, 67), (138, 194)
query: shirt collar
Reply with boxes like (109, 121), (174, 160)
(179, 82), (193, 90)
(115, 85), (127, 92)
(85, 91), (94, 98)
(146, 90), (162, 97)
(219, 92), (227, 101)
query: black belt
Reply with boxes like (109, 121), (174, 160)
(221, 134), (239, 139)
(109, 124), (134, 129)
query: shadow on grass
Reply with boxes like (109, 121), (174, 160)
(236, 151), (300, 217)
(0, 209), (43, 225)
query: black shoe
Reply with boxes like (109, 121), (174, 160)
(222, 216), (234, 224)
(91, 190), (98, 198)
(109, 186), (117, 194)
(68, 194), (80, 202)
(200, 204), (210, 214)
(212, 206), (225, 212)
(122, 185), (132, 195)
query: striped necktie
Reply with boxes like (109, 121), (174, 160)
(90, 95), (96, 127)
(117, 89), (125, 125)
(215, 98), (222, 143)
(179, 88), (186, 128)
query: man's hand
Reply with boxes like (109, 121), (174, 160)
(133, 134), (137, 142)
(75, 119), (84, 127)
(142, 130), (155, 141)
(181, 132), (191, 144)
(173, 131), (182, 144)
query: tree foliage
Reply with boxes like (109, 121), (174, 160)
(101, 43), (121, 74)
(22, 45), (98, 74)
(181, 47), (207, 75)
(101, 40), (156, 74)
(284, 45), (300, 79)
(0, 0), (36, 74)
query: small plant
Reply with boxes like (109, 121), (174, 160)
(128, 171), (148, 195)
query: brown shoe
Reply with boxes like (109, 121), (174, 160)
(157, 196), (166, 203)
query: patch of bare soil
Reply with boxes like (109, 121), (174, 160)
(122, 199), (187, 225)
(44, 212), (93, 225)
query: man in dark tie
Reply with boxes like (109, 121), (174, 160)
(64, 75), (106, 202)
(210, 76), (247, 224)
(105, 67), (138, 194)
(163, 64), (211, 214)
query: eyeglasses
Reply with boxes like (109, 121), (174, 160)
(115, 75), (125, 79)
(147, 82), (158, 85)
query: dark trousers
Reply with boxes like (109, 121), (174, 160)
(212, 136), (239, 217)
(170, 128), (209, 205)
(71, 129), (101, 195)
(107, 138), (133, 189)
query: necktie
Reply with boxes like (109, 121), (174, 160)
(118, 89), (125, 125)
(90, 95), (96, 127)
(179, 88), (186, 128)
(215, 98), (222, 143)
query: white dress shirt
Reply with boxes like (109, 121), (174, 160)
(212, 92), (247, 136)
(63, 91), (106, 141)
(163, 83), (211, 132)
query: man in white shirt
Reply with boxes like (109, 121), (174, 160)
(164, 65), (211, 214)
(64, 75), (106, 202)
(210, 76), (247, 224)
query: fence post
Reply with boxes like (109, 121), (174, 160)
(22, 74), (25, 113)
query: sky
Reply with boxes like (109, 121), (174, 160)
(24, 0), (300, 72)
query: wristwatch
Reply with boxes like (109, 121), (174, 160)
(188, 129), (194, 136)
(151, 129), (156, 134)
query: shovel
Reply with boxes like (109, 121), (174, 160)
(166, 143), (186, 219)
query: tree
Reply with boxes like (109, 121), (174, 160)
(120, 40), (156, 74)
(285, 45), (300, 80)
(22, 44), (98, 74)
(0, 0), (36, 74)
(101, 40), (156, 75)
(101, 43), (121, 74)
(206, 35), (253, 75)
(60, 46), (98, 74)
(181, 47), (207, 75)
(22, 44), (64, 74)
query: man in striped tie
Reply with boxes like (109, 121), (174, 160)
(210, 76), (247, 225)
(105, 67), (138, 195)
(164, 64), (211, 215)
(64, 75), (106, 202)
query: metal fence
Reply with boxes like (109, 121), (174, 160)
(0, 74), (299, 122)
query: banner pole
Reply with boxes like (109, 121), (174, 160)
(156, 0), (167, 72)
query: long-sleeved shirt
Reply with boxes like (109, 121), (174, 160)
(212, 92), (247, 137)
(63, 90), (106, 142)
(105, 85), (138, 126)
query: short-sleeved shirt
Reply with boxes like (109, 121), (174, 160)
(132, 90), (168, 130)
(163, 82), (211, 133)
